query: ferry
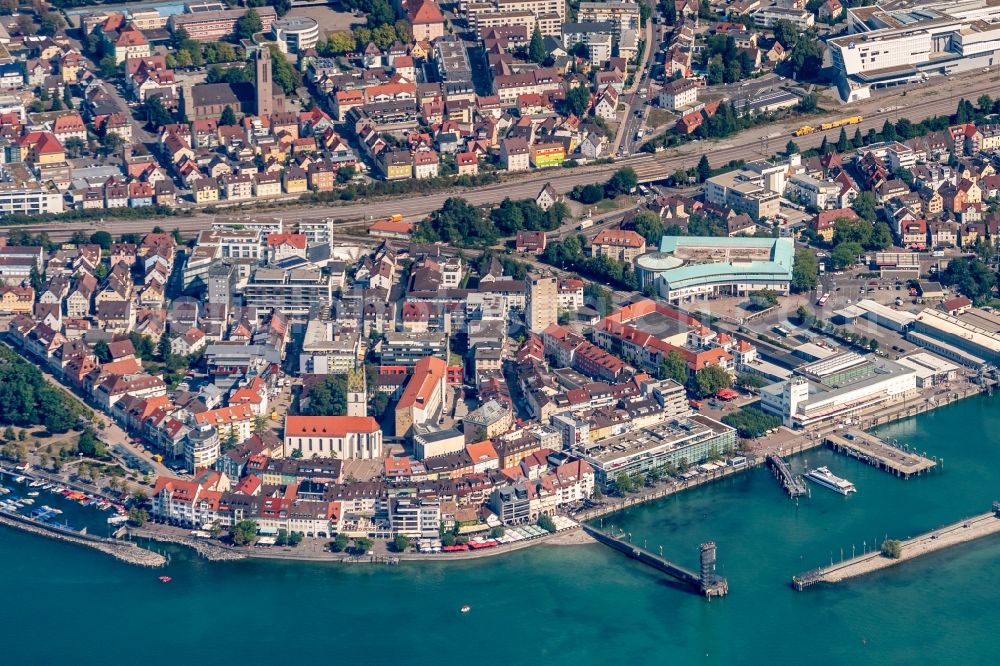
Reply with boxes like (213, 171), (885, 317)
(805, 466), (857, 495)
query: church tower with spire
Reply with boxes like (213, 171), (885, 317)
(346, 366), (367, 417)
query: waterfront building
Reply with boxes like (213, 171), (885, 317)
(760, 355), (918, 428)
(389, 497), (441, 538)
(570, 413), (737, 488)
(910, 307), (1000, 365)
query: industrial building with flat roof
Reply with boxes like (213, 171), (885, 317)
(638, 236), (794, 303)
(910, 307), (1000, 364)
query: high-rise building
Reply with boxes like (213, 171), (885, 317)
(526, 274), (557, 332)
(256, 48), (273, 118)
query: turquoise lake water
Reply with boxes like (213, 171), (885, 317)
(2, 394), (998, 665)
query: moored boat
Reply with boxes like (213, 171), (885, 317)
(805, 466), (857, 495)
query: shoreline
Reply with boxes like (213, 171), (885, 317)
(0, 511), (165, 568)
(1, 387), (991, 569)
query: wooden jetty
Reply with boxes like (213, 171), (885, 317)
(766, 454), (808, 498)
(793, 503), (1000, 591)
(825, 430), (936, 478)
(582, 524), (728, 597)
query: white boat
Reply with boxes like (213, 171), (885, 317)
(27, 491), (39, 497)
(805, 466), (857, 495)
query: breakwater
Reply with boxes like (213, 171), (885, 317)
(0, 511), (165, 567)
(127, 527), (248, 562)
(794, 507), (1000, 590)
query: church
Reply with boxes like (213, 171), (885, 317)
(185, 48), (286, 121)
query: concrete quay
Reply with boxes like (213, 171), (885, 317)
(825, 430), (936, 478)
(794, 507), (1000, 590)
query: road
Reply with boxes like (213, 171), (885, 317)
(12, 69), (1000, 242)
(614, 14), (659, 156)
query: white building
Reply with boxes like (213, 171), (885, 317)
(283, 415), (383, 459)
(760, 356), (918, 428)
(786, 174), (841, 210)
(658, 77), (698, 111)
(830, 1), (1000, 101)
(184, 423), (220, 472)
(0, 183), (65, 216)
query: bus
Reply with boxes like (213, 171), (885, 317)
(816, 293), (830, 307)
(772, 325), (790, 337)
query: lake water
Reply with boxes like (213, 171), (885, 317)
(2, 394), (999, 665)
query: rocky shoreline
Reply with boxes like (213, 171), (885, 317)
(0, 513), (165, 567)
(128, 528), (248, 562)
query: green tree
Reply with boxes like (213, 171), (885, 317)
(234, 9), (262, 40)
(219, 105), (237, 126)
(353, 537), (374, 554)
(528, 22), (546, 63)
(94, 340), (112, 363)
(605, 167), (638, 198)
(305, 375), (348, 415)
(89, 231), (113, 251)
(659, 351), (688, 383)
(631, 210), (664, 245)
(721, 407), (781, 438)
(393, 534), (410, 552)
(697, 155), (712, 183)
(792, 248), (819, 292)
(773, 19), (799, 48)
(230, 519), (258, 546)
(836, 127), (849, 153)
(694, 365), (732, 398)
(785, 139), (799, 155)
(851, 191), (878, 223)
(749, 289), (779, 310)
(99, 55), (117, 79)
(332, 533), (349, 552)
(870, 221), (894, 250)
(831, 242), (864, 269)
(127, 507), (149, 526)
(880, 539), (902, 559)
(538, 515), (557, 533)
(489, 526), (506, 539)
(565, 85), (591, 118)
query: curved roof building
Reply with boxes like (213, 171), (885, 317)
(639, 236), (795, 303)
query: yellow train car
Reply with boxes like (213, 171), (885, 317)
(793, 125), (816, 136)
